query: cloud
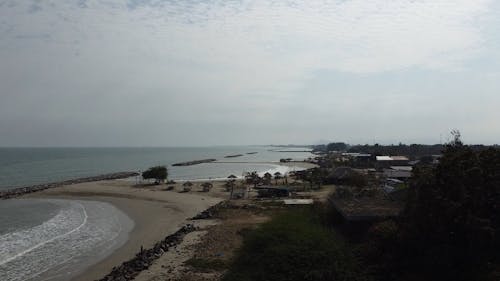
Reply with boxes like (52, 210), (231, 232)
(0, 0), (498, 146)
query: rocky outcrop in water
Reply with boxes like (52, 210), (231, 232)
(0, 172), (139, 199)
(172, 159), (216, 166)
(96, 224), (197, 281)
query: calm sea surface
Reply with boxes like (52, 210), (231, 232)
(0, 146), (313, 190)
(0, 146), (312, 281)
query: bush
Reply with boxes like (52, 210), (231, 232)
(222, 209), (370, 281)
(185, 258), (228, 271)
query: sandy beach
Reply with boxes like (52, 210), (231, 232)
(14, 161), (317, 281)
(24, 179), (223, 281)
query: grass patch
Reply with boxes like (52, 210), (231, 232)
(184, 258), (228, 271)
(222, 208), (371, 281)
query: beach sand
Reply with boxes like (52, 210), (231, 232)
(24, 180), (223, 281)
(19, 161), (317, 281)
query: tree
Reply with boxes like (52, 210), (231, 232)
(245, 171), (261, 188)
(142, 166), (168, 184)
(326, 142), (348, 152)
(401, 132), (500, 280)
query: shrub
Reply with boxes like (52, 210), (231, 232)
(222, 209), (370, 281)
(142, 166), (168, 184)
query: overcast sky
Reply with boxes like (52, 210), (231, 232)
(1, 0), (499, 146)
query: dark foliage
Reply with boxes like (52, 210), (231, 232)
(327, 142), (348, 152)
(348, 142), (494, 160)
(348, 143), (444, 159)
(365, 135), (500, 281)
(223, 209), (370, 281)
(402, 138), (500, 280)
(142, 166), (168, 184)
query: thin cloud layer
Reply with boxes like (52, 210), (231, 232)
(0, 0), (498, 146)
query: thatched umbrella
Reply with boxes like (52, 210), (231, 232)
(274, 172), (282, 185)
(201, 182), (213, 192)
(227, 175), (238, 199)
(263, 172), (272, 185)
(182, 181), (193, 192)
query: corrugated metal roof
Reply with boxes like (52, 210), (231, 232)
(376, 156), (393, 161)
(376, 156), (409, 161)
(391, 156), (409, 161)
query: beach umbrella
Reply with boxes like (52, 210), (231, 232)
(182, 181), (193, 192)
(201, 182), (213, 192)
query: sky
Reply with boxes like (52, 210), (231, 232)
(1, 0), (499, 146)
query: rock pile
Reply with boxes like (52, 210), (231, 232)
(0, 172), (139, 199)
(190, 201), (229, 220)
(96, 224), (198, 281)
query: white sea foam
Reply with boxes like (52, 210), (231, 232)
(0, 199), (133, 281)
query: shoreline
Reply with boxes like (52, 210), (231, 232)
(0, 172), (139, 199)
(5, 161), (316, 281)
(23, 180), (223, 281)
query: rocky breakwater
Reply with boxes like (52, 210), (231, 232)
(0, 172), (139, 199)
(97, 224), (197, 281)
(172, 159), (216, 166)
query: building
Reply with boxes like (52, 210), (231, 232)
(376, 155), (410, 169)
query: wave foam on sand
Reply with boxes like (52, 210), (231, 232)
(0, 199), (133, 281)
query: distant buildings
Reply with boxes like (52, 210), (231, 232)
(375, 155), (410, 168)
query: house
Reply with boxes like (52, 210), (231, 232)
(325, 167), (355, 184)
(383, 169), (412, 181)
(376, 155), (410, 169)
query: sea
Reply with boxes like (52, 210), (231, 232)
(0, 146), (313, 281)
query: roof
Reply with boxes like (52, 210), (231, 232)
(284, 199), (314, 205)
(390, 166), (413, 171)
(329, 167), (353, 180)
(342, 153), (371, 157)
(384, 169), (412, 178)
(376, 156), (409, 161)
(376, 156), (393, 161)
(391, 156), (409, 161)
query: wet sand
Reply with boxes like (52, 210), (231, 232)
(24, 180), (223, 281)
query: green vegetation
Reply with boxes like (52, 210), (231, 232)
(222, 208), (370, 281)
(185, 258), (228, 271)
(223, 132), (499, 281)
(362, 132), (500, 281)
(326, 142), (348, 152)
(141, 165), (168, 184)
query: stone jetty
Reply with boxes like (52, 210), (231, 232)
(224, 154), (243, 158)
(172, 159), (216, 166)
(0, 172), (139, 200)
(189, 201), (228, 220)
(96, 224), (197, 281)
(98, 202), (229, 281)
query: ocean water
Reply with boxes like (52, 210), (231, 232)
(0, 146), (313, 190)
(0, 199), (133, 281)
(0, 146), (312, 281)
